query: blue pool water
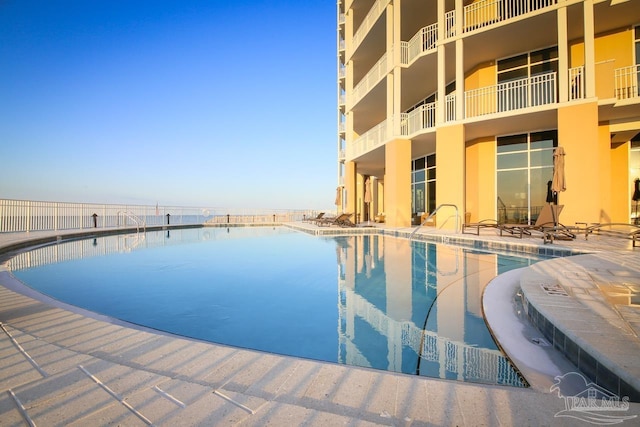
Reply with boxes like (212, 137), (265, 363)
(10, 227), (550, 386)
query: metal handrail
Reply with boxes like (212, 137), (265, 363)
(409, 204), (459, 240)
(117, 211), (146, 233)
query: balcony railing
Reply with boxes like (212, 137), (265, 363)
(445, 10), (456, 38)
(351, 52), (389, 107)
(464, 0), (556, 32)
(348, 120), (388, 160)
(352, 0), (391, 53)
(401, 23), (438, 65)
(400, 103), (436, 135)
(446, 93), (456, 122)
(569, 66), (585, 101)
(465, 72), (556, 118)
(615, 64), (640, 101)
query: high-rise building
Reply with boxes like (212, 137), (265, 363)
(337, 0), (640, 229)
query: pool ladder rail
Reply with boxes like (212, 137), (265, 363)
(409, 204), (460, 240)
(117, 211), (146, 234)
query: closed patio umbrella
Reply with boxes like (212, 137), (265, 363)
(335, 186), (342, 210)
(551, 147), (566, 194)
(633, 179), (640, 224)
(551, 147), (566, 228)
(364, 178), (371, 223)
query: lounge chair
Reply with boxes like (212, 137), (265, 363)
(305, 212), (324, 223)
(499, 204), (575, 243)
(462, 219), (500, 236)
(584, 223), (640, 247)
(317, 212), (355, 227)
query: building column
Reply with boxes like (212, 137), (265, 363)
(345, 161), (357, 218)
(557, 5), (569, 103)
(557, 102), (599, 224)
(583, 0), (596, 98)
(436, 124), (465, 230)
(384, 139), (412, 227)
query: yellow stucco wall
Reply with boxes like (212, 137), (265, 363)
(465, 136), (496, 223)
(557, 101), (600, 225)
(464, 61), (496, 91)
(436, 124), (466, 230)
(384, 138), (412, 227)
(569, 27), (634, 99)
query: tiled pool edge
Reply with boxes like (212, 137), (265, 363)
(519, 257), (640, 403)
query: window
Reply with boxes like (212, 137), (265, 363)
(496, 131), (557, 224)
(497, 47), (558, 111)
(412, 154), (436, 216)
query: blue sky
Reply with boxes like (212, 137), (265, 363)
(0, 1), (337, 210)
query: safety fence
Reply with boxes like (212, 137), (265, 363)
(0, 199), (315, 233)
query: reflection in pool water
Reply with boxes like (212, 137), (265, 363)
(10, 227), (546, 386)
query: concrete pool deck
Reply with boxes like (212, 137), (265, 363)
(1, 225), (639, 426)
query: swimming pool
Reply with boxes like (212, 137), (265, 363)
(9, 226), (549, 387)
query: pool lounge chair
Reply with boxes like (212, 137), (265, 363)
(462, 219), (500, 236)
(499, 204), (575, 243)
(317, 212), (355, 227)
(584, 223), (640, 247)
(305, 212), (324, 223)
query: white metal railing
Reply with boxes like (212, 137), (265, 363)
(402, 23), (438, 66)
(0, 199), (309, 233)
(352, 0), (390, 53)
(400, 103), (437, 135)
(569, 66), (585, 100)
(615, 64), (640, 101)
(339, 13), (345, 25)
(348, 120), (388, 160)
(339, 93), (346, 105)
(464, 0), (556, 32)
(445, 10), (456, 37)
(339, 38), (345, 51)
(351, 52), (389, 107)
(410, 203), (460, 239)
(446, 93), (457, 121)
(465, 72), (556, 118)
(339, 122), (346, 133)
(339, 66), (346, 79)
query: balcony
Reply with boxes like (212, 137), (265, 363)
(465, 72), (556, 118)
(352, 0), (390, 54)
(401, 22), (438, 66)
(400, 103), (436, 136)
(351, 52), (389, 108)
(615, 65), (640, 101)
(464, 0), (557, 33)
(348, 120), (388, 160)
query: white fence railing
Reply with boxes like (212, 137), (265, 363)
(351, 52), (389, 107)
(569, 66), (585, 100)
(401, 103), (437, 135)
(402, 23), (438, 66)
(0, 199), (310, 233)
(348, 119), (388, 160)
(464, 0), (556, 32)
(465, 72), (556, 118)
(615, 64), (640, 101)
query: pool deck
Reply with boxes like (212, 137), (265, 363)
(1, 224), (639, 426)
